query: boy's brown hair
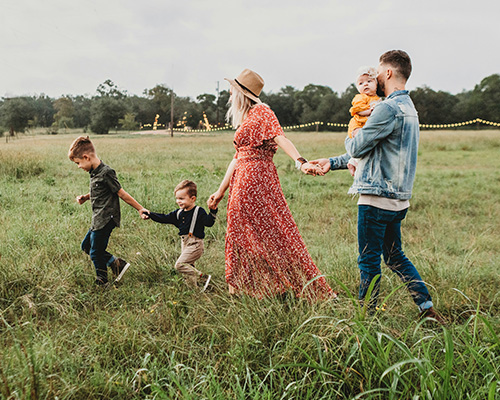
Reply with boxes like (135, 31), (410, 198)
(379, 50), (412, 81)
(175, 180), (197, 197)
(68, 136), (95, 161)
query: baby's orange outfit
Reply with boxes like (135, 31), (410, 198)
(347, 93), (381, 138)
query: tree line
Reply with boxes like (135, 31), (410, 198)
(1, 74), (499, 136)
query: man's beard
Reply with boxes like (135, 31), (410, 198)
(376, 81), (385, 97)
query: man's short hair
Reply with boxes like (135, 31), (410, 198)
(379, 50), (412, 81)
(68, 136), (95, 161)
(175, 180), (197, 197)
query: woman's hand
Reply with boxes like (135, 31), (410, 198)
(208, 190), (225, 210)
(308, 159), (331, 174)
(301, 162), (324, 176)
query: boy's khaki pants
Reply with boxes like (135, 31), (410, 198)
(175, 235), (204, 286)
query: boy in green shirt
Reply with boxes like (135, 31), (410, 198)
(68, 136), (148, 286)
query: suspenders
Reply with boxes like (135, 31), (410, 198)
(177, 206), (199, 237)
(189, 206), (199, 237)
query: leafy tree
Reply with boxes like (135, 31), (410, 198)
(90, 80), (129, 134)
(31, 95), (55, 127)
(72, 95), (92, 129)
(125, 95), (156, 127)
(196, 93), (217, 125)
(410, 86), (459, 124)
(217, 90), (230, 126)
(316, 92), (342, 126)
(144, 84), (173, 126)
(463, 74), (500, 122)
(334, 84), (359, 124)
(294, 84), (340, 129)
(53, 97), (75, 129)
(261, 86), (299, 127)
(119, 112), (139, 131)
(90, 97), (127, 134)
(96, 79), (127, 99)
(453, 91), (475, 122)
(2, 73), (500, 136)
(0, 97), (35, 134)
(175, 96), (200, 128)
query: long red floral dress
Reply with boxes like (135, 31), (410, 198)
(225, 104), (333, 301)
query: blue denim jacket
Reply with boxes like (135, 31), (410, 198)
(330, 90), (419, 200)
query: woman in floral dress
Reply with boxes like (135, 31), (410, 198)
(208, 69), (335, 301)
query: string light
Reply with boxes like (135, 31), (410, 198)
(420, 118), (500, 128)
(140, 117), (500, 133)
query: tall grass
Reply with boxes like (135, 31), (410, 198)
(0, 130), (499, 399)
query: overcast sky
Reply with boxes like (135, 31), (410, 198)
(1, 0), (499, 99)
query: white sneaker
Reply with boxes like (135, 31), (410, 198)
(114, 259), (130, 283)
(200, 274), (212, 292)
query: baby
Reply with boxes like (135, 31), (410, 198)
(347, 66), (381, 173)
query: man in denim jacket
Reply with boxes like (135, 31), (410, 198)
(313, 50), (443, 323)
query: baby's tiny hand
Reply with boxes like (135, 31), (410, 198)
(347, 163), (356, 177)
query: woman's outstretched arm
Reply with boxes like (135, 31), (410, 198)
(207, 158), (237, 209)
(274, 135), (323, 176)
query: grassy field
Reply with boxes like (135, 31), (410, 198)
(0, 130), (499, 399)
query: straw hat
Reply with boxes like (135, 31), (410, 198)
(225, 69), (264, 103)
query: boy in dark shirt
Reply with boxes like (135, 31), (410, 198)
(68, 136), (148, 286)
(144, 180), (217, 291)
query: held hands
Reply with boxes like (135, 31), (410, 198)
(207, 190), (224, 210)
(308, 159), (331, 175)
(139, 208), (150, 220)
(301, 162), (325, 176)
(76, 194), (89, 205)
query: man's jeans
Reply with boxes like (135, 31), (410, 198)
(357, 205), (433, 311)
(81, 220), (116, 284)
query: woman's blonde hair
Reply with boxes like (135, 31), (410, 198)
(226, 86), (261, 128)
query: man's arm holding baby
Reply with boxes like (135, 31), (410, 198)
(357, 109), (372, 117)
(345, 104), (395, 159)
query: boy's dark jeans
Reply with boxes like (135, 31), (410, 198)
(81, 220), (116, 284)
(357, 205), (433, 310)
